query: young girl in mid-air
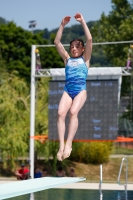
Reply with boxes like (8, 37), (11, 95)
(54, 12), (92, 161)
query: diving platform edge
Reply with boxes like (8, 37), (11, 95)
(0, 177), (86, 199)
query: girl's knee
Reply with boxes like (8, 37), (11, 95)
(69, 108), (78, 116)
(58, 110), (66, 119)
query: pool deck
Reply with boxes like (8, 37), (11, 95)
(0, 178), (132, 191)
(55, 182), (133, 191)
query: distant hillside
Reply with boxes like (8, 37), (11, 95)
(35, 21), (97, 44)
(0, 16), (112, 67)
(0, 17), (8, 25)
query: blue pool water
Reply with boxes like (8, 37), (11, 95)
(8, 189), (133, 200)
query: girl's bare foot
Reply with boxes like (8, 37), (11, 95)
(57, 149), (64, 161)
(63, 145), (72, 159)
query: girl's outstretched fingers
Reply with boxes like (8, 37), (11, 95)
(74, 13), (82, 20)
(62, 16), (71, 25)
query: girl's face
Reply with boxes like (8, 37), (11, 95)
(70, 40), (84, 58)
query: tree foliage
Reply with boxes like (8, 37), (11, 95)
(91, 0), (133, 130)
(69, 142), (113, 164)
(0, 69), (50, 169)
(91, 0), (133, 67)
(0, 21), (66, 81)
(0, 71), (30, 168)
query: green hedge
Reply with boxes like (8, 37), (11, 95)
(70, 142), (113, 164)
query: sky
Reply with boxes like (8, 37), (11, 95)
(0, 0), (112, 31)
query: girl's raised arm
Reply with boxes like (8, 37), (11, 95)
(74, 13), (92, 66)
(54, 16), (71, 64)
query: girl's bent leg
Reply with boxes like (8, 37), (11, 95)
(63, 90), (87, 159)
(57, 92), (72, 161)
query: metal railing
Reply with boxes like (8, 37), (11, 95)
(118, 158), (128, 200)
(99, 164), (103, 200)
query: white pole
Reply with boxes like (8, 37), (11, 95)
(29, 193), (34, 200)
(100, 164), (102, 182)
(99, 164), (103, 199)
(30, 45), (36, 179)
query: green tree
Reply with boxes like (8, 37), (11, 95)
(0, 71), (30, 168)
(34, 78), (49, 162)
(0, 22), (65, 80)
(69, 142), (113, 164)
(91, 0), (133, 130)
(0, 70), (56, 170)
(34, 78), (60, 175)
(91, 0), (133, 67)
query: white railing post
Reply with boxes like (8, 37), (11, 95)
(30, 45), (36, 179)
(118, 158), (128, 200)
(99, 164), (103, 200)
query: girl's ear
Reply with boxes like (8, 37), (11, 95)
(82, 47), (85, 52)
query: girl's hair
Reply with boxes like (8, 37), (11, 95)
(70, 38), (84, 48)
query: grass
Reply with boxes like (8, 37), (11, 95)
(0, 154), (133, 184)
(65, 157), (133, 183)
(112, 146), (133, 155)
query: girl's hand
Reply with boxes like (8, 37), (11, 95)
(74, 13), (83, 23)
(61, 16), (71, 26)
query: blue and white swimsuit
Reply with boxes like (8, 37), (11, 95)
(64, 57), (88, 99)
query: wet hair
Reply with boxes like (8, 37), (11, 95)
(69, 38), (85, 56)
(70, 38), (84, 48)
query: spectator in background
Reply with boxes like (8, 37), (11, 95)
(56, 166), (66, 177)
(15, 163), (29, 180)
(42, 167), (49, 177)
(34, 167), (42, 178)
(126, 44), (133, 70)
(69, 167), (76, 177)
